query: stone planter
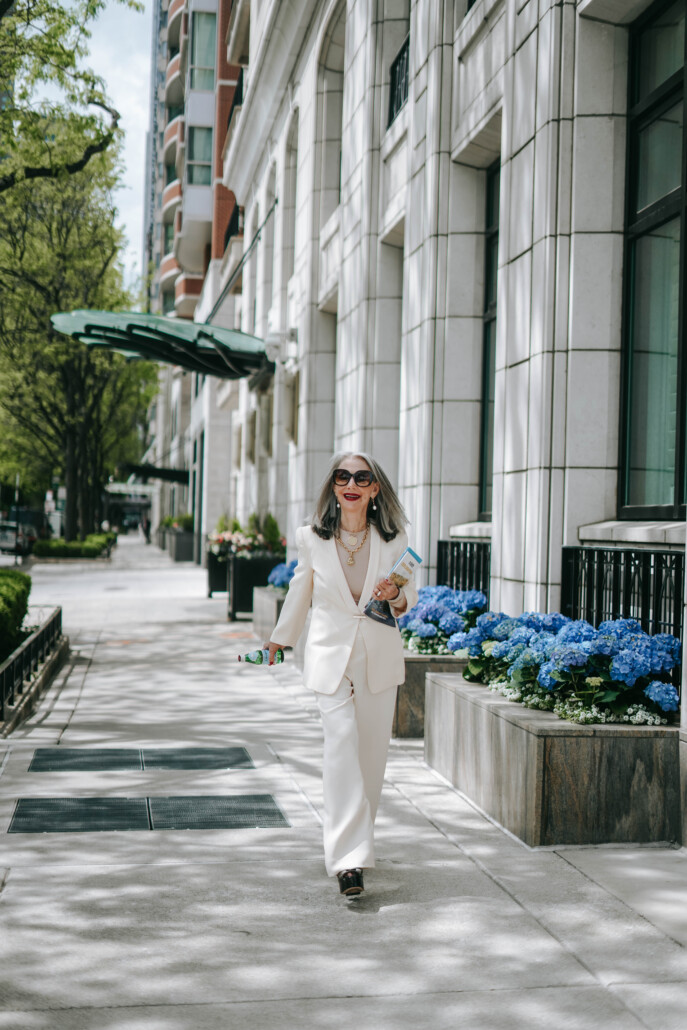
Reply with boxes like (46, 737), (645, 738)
(425, 672), (680, 847)
(227, 555), (283, 621)
(167, 530), (194, 562)
(252, 586), (286, 642)
(156, 528), (167, 551)
(392, 654), (466, 738)
(206, 550), (228, 596)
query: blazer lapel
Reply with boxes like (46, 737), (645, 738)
(358, 526), (381, 609)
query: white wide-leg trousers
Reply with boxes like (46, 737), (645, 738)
(315, 629), (397, 876)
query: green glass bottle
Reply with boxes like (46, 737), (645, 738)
(238, 648), (284, 665)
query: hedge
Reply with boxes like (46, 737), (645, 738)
(33, 534), (110, 559)
(0, 569), (31, 663)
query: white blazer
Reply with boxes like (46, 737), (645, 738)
(271, 524), (418, 695)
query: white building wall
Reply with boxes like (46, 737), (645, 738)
(214, 0), (682, 598)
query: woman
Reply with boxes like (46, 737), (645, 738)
(266, 452), (418, 897)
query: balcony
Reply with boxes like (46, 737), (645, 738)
(163, 114), (184, 164)
(167, 0), (184, 49)
(160, 253), (181, 290)
(175, 184), (213, 275)
(165, 53), (183, 107)
(174, 273), (204, 319)
(162, 180), (182, 223)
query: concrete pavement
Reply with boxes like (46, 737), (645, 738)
(0, 535), (686, 1029)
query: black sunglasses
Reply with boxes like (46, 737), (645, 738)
(333, 469), (376, 487)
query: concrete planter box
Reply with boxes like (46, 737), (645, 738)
(227, 555), (283, 621)
(206, 551), (228, 596)
(392, 654), (466, 738)
(252, 586), (286, 643)
(425, 672), (681, 847)
(167, 530), (194, 562)
(156, 528), (167, 551)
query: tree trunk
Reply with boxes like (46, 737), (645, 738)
(64, 429), (78, 541)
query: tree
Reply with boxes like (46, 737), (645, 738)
(0, 0), (139, 194)
(0, 137), (158, 539)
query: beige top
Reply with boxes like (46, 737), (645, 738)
(335, 526), (406, 612)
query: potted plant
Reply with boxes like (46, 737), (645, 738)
(225, 513), (286, 620)
(167, 513), (194, 562)
(206, 515), (240, 597)
(392, 586), (488, 737)
(424, 611), (681, 846)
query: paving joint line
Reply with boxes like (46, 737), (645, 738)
(0, 980), (651, 1015)
(554, 848), (687, 952)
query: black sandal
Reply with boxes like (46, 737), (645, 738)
(337, 868), (364, 896)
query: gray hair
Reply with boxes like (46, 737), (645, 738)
(311, 451), (408, 541)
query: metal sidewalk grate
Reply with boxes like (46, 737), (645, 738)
(8, 795), (290, 833)
(141, 747), (254, 770)
(9, 797), (150, 833)
(28, 749), (142, 772)
(28, 747), (254, 772)
(149, 794), (289, 830)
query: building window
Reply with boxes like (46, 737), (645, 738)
(188, 127), (212, 185)
(621, 0), (686, 517)
(190, 12), (216, 90)
(387, 34), (409, 128)
(479, 161), (500, 520)
(164, 222), (175, 255)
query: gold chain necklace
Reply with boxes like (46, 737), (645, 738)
(336, 524), (369, 566)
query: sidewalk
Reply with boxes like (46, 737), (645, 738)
(0, 535), (686, 1029)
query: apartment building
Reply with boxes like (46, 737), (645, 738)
(143, 0), (244, 542)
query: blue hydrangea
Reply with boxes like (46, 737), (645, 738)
(447, 628), (483, 656)
(556, 620), (597, 644)
(458, 590), (488, 614)
(447, 631), (470, 653)
(652, 634), (682, 665)
(413, 601), (447, 623)
(438, 612), (464, 636)
(267, 559), (297, 588)
(491, 639), (516, 660)
(415, 622), (438, 638)
(396, 612), (414, 630)
(475, 612), (511, 637)
(610, 647), (652, 687)
(598, 618), (643, 636)
(643, 680), (679, 712)
(550, 642), (593, 671)
(537, 660), (558, 690)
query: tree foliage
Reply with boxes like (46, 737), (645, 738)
(0, 138), (158, 539)
(0, 0), (140, 193)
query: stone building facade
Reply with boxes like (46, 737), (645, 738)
(200, 0), (685, 612)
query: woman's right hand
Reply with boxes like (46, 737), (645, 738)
(263, 641), (282, 666)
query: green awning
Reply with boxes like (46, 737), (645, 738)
(50, 310), (271, 379)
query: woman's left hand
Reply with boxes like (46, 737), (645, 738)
(372, 577), (401, 602)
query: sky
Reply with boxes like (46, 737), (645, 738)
(87, 0), (154, 296)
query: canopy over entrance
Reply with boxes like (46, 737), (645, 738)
(50, 310), (270, 379)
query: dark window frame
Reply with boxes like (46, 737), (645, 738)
(478, 160), (500, 521)
(619, 0), (687, 520)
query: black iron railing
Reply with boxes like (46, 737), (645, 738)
(227, 67), (244, 135)
(437, 539), (491, 603)
(561, 547), (684, 640)
(387, 34), (409, 127)
(0, 607), (63, 722)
